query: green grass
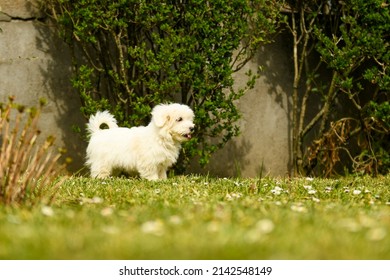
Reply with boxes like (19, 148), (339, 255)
(1, 175), (390, 259)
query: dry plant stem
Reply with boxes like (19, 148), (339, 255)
(8, 113), (39, 186)
(0, 106), (11, 180)
(1, 100), (64, 206)
(289, 2), (326, 176)
(291, 9), (300, 176)
(0, 107), (12, 192)
(3, 111), (21, 198)
(318, 71), (338, 137)
(22, 142), (53, 194)
(112, 29), (133, 103)
(5, 112), (39, 203)
(291, 8), (311, 175)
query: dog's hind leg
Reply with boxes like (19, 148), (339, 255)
(90, 164), (111, 178)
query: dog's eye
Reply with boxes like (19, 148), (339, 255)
(176, 117), (183, 122)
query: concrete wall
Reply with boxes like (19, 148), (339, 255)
(0, 0), (86, 172)
(0, 0), (293, 177)
(191, 38), (293, 177)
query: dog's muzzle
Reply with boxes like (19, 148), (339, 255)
(183, 126), (195, 139)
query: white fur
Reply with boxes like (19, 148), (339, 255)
(86, 103), (195, 180)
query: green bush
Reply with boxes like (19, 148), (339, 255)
(46, 0), (280, 170)
(284, 0), (389, 176)
(312, 0), (389, 175)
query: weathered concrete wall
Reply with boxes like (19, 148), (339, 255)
(191, 37), (293, 177)
(0, 0), (43, 19)
(0, 0), (86, 172)
(0, 0), (293, 177)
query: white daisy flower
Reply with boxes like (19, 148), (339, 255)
(353, 189), (362, 195)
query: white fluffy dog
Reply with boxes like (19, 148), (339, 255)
(86, 103), (195, 180)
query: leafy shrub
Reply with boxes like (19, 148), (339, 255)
(312, 0), (389, 176)
(46, 0), (280, 170)
(284, 0), (389, 176)
(0, 97), (65, 206)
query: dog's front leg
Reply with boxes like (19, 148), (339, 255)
(139, 168), (160, 181)
(158, 167), (167, 180)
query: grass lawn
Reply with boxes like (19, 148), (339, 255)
(1, 175), (389, 259)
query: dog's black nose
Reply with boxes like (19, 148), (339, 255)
(190, 126), (195, 132)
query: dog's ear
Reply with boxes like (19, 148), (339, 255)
(152, 105), (171, 128)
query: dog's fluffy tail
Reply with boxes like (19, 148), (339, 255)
(87, 111), (118, 134)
